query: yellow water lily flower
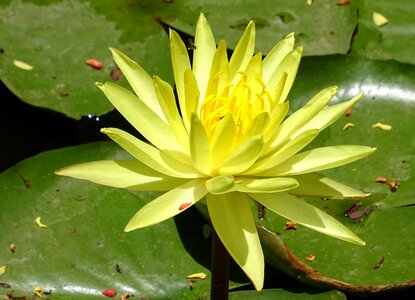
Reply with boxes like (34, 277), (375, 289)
(56, 14), (375, 291)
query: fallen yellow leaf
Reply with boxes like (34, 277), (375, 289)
(343, 122), (355, 130)
(187, 272), (207, 279)
(13, 59), (33, 71)
(35, 217), (48, 228)
(33, 287), (42, 297)
(372, 122), (392, 130)
(0, 265), (5, 275)
(373, 12), (388, 27)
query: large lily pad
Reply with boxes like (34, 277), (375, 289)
(0, 0), (173, 119)
(353, 0), (415, 65)
(255, 54), (415, 294)
(0, 142), (216, 299)
(0, 0), (360, 119)
(228, 288), (346, 300)
(0, 142), (350, 299)
(159, 0), (358, 55)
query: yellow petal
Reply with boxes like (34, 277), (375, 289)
(56, 160), (187, 191)
(205, 40), (229, 100)
(263, 102), (289, 143)
(290, 173), (372, 199)
(125, 179), (207, 231)
(209, 114), (236, 170)
(109, 48), (164, 120)
(170, 29), (192, 130)
(247, 129), (319, 175)
(251, 192), (365, 245)
(193, 13), (216, 102)
(184, 69), (200, 125)
(153, 76), (189, 150)
(101, 127), (199, 178)
(258, 145), (376, 176)
(207, 193), (264, 290)
(96, 82), (184, 154)
(266, 47), (303, 104)
(189, 114), (211, 175)
(232, 177), (298, 193)
(243, 112), (270, 141)
(0, 265), (5, 275)
(229, 21), (255, 82)
(219, 135), (264, 175)
(295, 92), (363, 137)
(262, 32), (295, 83)
(265, 86), (338, 153)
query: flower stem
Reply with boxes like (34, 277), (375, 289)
(210, 228), (230, 300)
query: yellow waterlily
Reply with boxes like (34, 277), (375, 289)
(56, 14), (375, 291)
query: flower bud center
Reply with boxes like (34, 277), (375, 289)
(200, 71), (273, 141)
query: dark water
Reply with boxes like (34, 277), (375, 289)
(0, 80), (136, 172)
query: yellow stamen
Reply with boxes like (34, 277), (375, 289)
(200, 70), (273, 146)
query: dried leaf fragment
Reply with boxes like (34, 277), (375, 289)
(110, 67), (123, 81)
(337, 0), (351, 6)
(86, 59), (103, 70)
(0, 265), (5, 275)
(372, 122), (392, 130)
(373, 12), (388, 27)
(373, 256), (384, 269)
(13, 59), (33, 71)
(34, 217), (47, 228)
(9, 244), (16, 253)
(120, 293), (133, 300)
(343, 122), (354, 130)
(375, 177), (387, 183)
(284, 220), (297, 230)
(306, 0), (313, 6)
(305, 254), (316, 262)
(387, 180), (400, 192)
(187, 272), (207, 279)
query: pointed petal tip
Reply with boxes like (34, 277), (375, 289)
(198, 12), (207, 21)
(253, 280), (264, 291)
(285, 32), (295, 39)
(124, 218), (142, 232)
(108, 47), (123, 59)
(54, 169), (63, 176)
(124, 225), (134, 232)
(295, 46), (304, 54)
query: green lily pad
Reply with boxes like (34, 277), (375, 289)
(229, 288), (346, 300)
(0, 0), (173, 119)
(0, 142), (218, 299)
(159, 0), (358, 55)
(255, 54), (415, 294)
(353, 0), (415, 65)
(0, 0), (361, 119)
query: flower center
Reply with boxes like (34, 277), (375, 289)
(200, 71), (273, 142)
